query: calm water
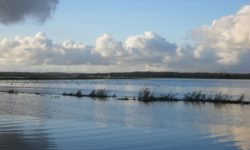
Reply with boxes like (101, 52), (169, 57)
(0, 79), (250, 150)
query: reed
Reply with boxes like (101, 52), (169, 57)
(183, 91), (246, 104)
(7, 89), (17, 94)
(138, 88), (156, 102)
(138, 88), (178, 102)
(62, 90), (85, 97)
(89, 89), (109, 98)
(49, 88), (250, 105)
(137, 89), (248, 104)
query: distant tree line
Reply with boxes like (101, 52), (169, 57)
(0, 71), (250, 80)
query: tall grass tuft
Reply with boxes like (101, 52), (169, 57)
(62, 90), (84, 97)
(183, 91), (246, 104)
(183, 91), (206, 102)
(75, 90), (83, 97)
(137, 89), (248, 104)
(138, 88), (178, 102)
(7, 89), (17, 94)
(138, 88), (155, 102)
(158, 93), (179, 101)
(89, 89), (109, 98)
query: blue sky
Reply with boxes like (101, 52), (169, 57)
(0, 0), (247, 44)
(0, 0), (250, 72)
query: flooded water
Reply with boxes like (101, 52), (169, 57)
(0, 79), (250, 150)
(1, 78), (250, 99)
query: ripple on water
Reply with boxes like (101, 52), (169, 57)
(0, 79), (250, 149)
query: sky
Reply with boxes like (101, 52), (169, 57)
(0, 0), (250, 73)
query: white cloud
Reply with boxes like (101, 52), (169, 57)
(125, 32), (176, 54)
(192, 5), (250, 69)
(1, 5), (250, 73)
(0, 32), (178, 72)
(124, 32), (177, 64)
(0, 32), (103, 67)
(95, 33), (125, 57)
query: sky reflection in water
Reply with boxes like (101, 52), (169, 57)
(0, 79), (250, 150)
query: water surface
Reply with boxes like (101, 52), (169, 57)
(0, 79), (250, 150)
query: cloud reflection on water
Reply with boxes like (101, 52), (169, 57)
(208, 126), (250, 150)
(0, 116), (56, 150)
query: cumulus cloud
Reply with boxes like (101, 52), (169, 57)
(1, 5), (250, 73)
(95, 33), (125, 57)
(190, 5), (250, 72)
(124, 32), (177, 64)
(0, 32), (104, 67)
(0, 0), (59, 24)
(0, 32), (178, 72)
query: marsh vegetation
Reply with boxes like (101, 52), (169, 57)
(0, 79), (249, 105)
(62, 89), (110, 98)
(137, 88), (248, 104)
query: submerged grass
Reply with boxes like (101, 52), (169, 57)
(138, 88), (178, 102)
(62, 89), (110, 98)
(89, 89), (109, 98)
(7, 89), (18, 94)
(0, 89), (18, 94)
(0, 87), (249, 105)
(183, 91), (247, 104)
(138, 88), (155, 102)
(137, 89), (249, 104)
(63, 90), (87, 97)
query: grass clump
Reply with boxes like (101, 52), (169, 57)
(158, 93), (179, 101)
(138, 88), (156, 102)
(62, 90), (84, 97)
(209, 93), (233, 103)
(117, 97), (129, 100)
(76, 90), (83, 97)
(61, 88), (249, 105)
(183, 91), (206, 102)
(183, 91), (247, 104)
(62, 89), (109, 98)
(89, 89), (109, 98)
(138, 88), (178, 102)
(7, 89), (17, 94)
(137, 89), (248, 104)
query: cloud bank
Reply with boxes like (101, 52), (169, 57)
(0, 31), (178, 72)
(0, 5), (250, 72)
(191, 5), (250, 72)
(0, 0), (59, 24)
